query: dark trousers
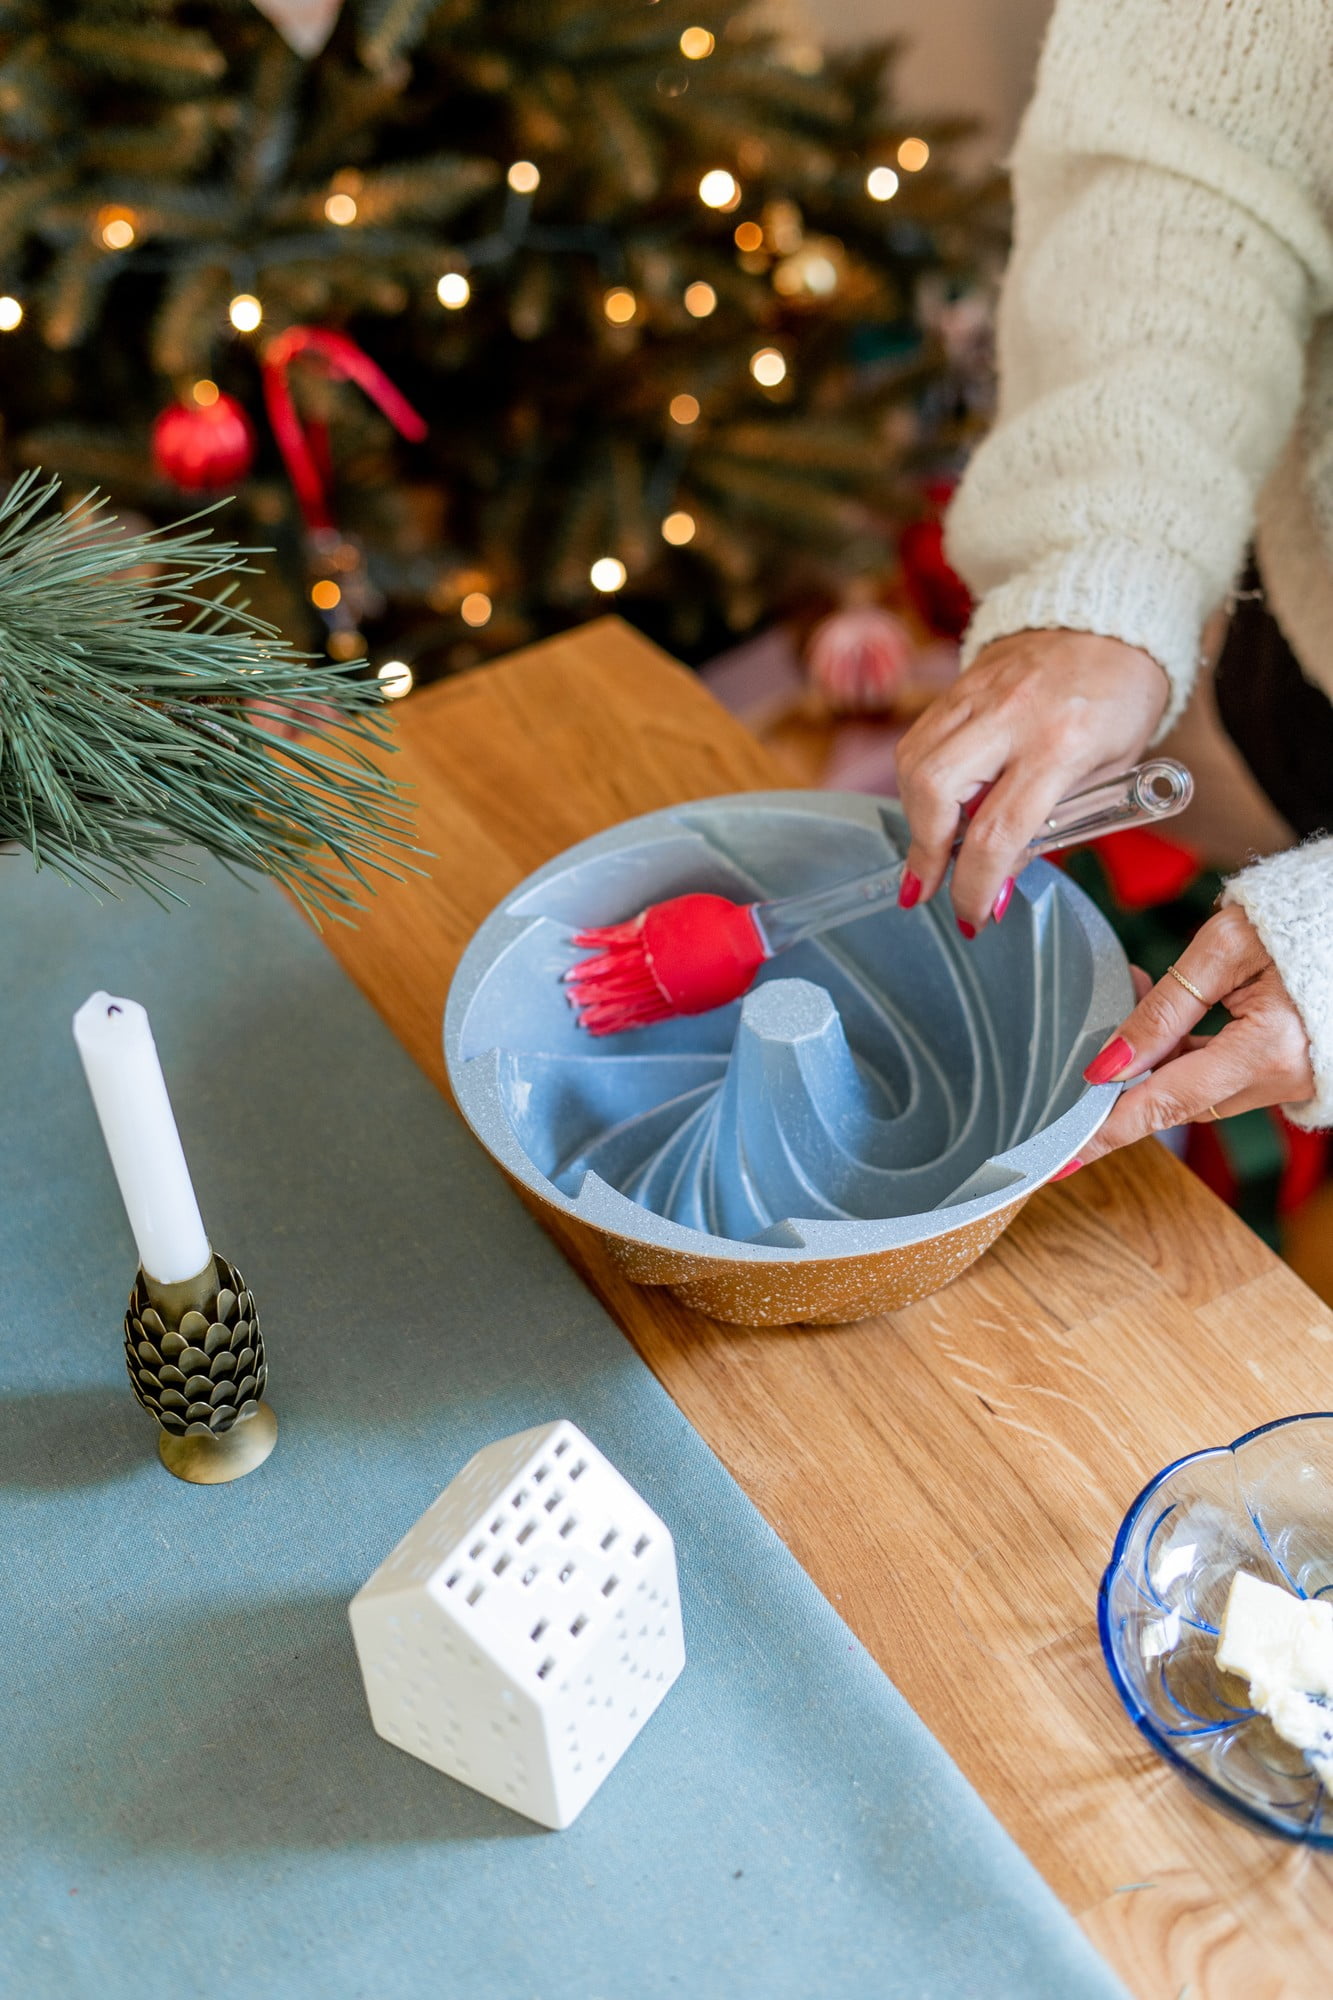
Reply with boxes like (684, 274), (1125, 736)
(1214, 561), (1333, 840)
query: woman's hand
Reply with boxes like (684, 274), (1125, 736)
(1072, 905), (1315, 1165)
(895, 630), (1171, 933)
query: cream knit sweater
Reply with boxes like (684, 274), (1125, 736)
(946, 0), (1333, 1127)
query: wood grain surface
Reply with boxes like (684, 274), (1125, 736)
(316, 618), (1333, 1998)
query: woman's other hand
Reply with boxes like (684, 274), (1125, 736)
(1074, 906), (1315, 1163)
(895, 630), (1171, 933)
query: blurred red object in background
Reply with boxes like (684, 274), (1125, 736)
(807, 605), (914, 713)
(1093, 826), (1201, 910)
(152, 393), (255, 491)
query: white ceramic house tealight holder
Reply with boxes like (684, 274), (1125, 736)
(349, 1419), (685, 1829)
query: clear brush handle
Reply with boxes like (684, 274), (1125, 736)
(752, 757), (1194, 957)
(1028, 756), (1193, 851)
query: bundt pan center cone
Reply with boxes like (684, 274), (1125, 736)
(444, 792), (1131, 1326)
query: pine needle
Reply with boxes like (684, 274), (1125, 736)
(0, 472), (417, 922)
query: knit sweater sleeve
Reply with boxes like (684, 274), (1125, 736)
(945, 0), (1333, 728)
(1222, 840), (1333, 1130)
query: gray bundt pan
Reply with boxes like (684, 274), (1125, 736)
(444, 791), (1132, 1325)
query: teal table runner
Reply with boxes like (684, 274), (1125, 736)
(0, 858), (1126, 1999)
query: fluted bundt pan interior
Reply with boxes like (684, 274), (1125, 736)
(444, 792), (1132, 1323)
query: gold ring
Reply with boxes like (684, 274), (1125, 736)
(1165, 963), (1208, 1006)
(1197, 1104), (1222, 1123)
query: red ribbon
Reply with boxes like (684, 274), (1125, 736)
(261, 326), (427, 532)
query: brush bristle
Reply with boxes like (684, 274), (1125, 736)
(564, 921), (672, 1035)
(571, 917), (646, 950)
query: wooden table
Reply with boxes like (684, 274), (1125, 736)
(319, 617), (1333, 1999)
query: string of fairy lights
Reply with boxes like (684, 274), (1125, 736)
(0, 22), (932, 702)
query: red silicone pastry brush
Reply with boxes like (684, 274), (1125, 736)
(565, 759), (1193, 1035)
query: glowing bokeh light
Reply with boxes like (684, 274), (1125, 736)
(229, 293), (263, 332)
(378, 660), (414, 699)
(699, 169), (739, 210)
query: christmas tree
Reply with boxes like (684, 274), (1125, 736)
(0, 0), (1000, 688)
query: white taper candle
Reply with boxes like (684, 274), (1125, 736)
(73, 991), (211, 1285)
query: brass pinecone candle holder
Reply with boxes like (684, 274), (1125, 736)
(124, 1254), (278, 1483)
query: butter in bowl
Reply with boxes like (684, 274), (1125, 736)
(1101, 1412), (1333, 1842)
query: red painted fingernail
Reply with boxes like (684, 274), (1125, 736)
(957, 918), (976, 940)
(898, 870), (922, 910)
(1052, 1158), (1083, 1181)
(1083, 1035), (1134, 1085)
(993, 877), (1015, 924)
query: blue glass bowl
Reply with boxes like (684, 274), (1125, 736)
(1100, 1413), (1333, 1844)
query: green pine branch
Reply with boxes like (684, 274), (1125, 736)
(0, 471), (416, 919)
(57, 20), (227, 90)
(85, 105), (218, 177)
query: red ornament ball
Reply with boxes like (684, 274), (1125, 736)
(807, 605), (914, 713)
(152, 392), (255, 490)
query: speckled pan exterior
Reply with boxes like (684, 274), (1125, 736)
(595, 1198), (1027, 1326)
(444, 792), (1131, 1327)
